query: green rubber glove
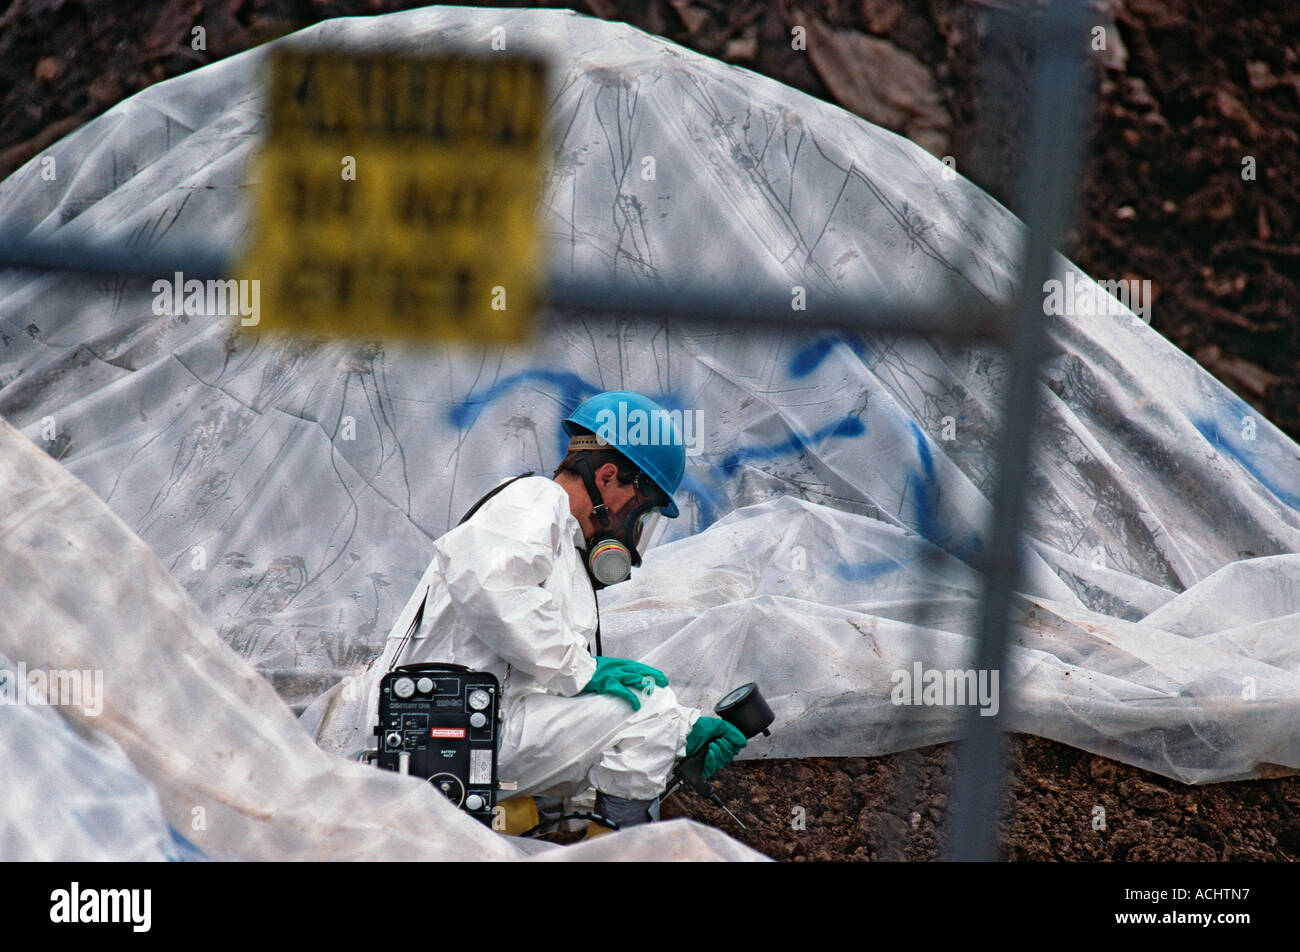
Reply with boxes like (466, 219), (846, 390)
(685, 716), (747, 779)
(580, 656), (669, 711)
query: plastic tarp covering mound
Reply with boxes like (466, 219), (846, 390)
(0, 415), (762, 860)
(2, 5), (1300, 859)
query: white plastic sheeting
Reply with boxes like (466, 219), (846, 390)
(0, 646), (202, 861)
(1, 5), (1299, 860)
(605, 501), (1300, 784)
(0, 416), (761, 860)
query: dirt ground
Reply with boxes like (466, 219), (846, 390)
(662, 736), (1300, 861)
(3, 0), (1297, 861)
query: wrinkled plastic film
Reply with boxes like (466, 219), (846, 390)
(0, 5), (1297, 868)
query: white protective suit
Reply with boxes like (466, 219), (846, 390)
(363, 475), (699, 801)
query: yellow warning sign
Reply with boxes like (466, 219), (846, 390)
(237, 48), (546, 344)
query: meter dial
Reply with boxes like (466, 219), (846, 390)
(392, 676), (416, 699)
(416, 676), (434, 694)
(468, 688), (491, 711)
(716, 683), (755, 710)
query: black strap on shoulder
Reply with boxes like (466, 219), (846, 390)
(389, 472), (603, 667)
(456, 472), (535, 527)
(389, 473), (534, 671)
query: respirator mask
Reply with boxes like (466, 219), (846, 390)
(577, 460), (667, 589)
(586, 496), (664, 588)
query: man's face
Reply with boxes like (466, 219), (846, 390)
(592, 462), (643, 533)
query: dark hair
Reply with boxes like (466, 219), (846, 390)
(553, 426), (639, 484)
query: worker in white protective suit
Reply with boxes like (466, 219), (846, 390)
(366, 391), (746, 831)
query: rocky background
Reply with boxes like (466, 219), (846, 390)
(3, 0), (1298, 860)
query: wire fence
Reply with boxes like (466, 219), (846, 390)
(0, 0), (1095, 861)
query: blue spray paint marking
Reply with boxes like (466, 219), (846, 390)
(835, 558), (904, 582)
(907, 421), (944, 546)
(447, 370), (599, 458)
(1192, 416), (1300, 510)
(449, 372), (722, 525)
(833, 423), (950, 584)
(167, 825), (211, 862)
(892, 421), (984, 566)
(449, 374), (701, 461)
(789, 333), (869, 377)
(447, 368), (883, 537)
(718, 415), (865, 476)
(678, 472), (724, 529)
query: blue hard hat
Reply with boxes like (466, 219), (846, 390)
(563, 391), (686, 518)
